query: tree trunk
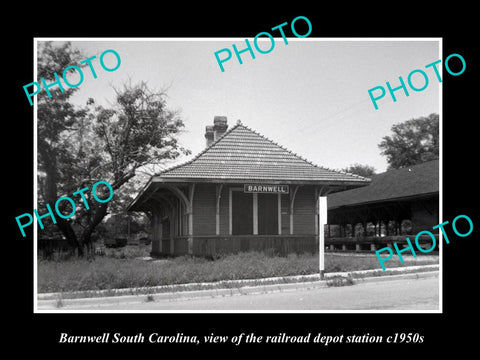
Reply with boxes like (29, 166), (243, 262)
(77, 172), (136, 257)
(79, 202), (109, 257)
(39, 138), (136, 258)
(38, 142), (81, 255)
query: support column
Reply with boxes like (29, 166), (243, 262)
(169, 206), (174, 254)
(253, 193), (258, 235)
(216, 184), (223, 235)
(314, 187), (320, 236)
(228, 189), (232, 235)
(289, 186), (300, 235)
(278, 193), (282, 235)
(187, 184), (195, 254)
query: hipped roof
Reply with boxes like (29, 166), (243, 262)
(153, 122), (370, 184)
(327, 159), (439, 209)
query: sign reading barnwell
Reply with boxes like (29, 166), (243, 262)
(244, 184), (289, 194)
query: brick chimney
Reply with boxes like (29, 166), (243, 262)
(213, 116), (228, 141)
(205, 116), (228, 147)
(205, 125), (214, 147)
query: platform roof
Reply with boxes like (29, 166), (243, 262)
(327, 159), (439, 210)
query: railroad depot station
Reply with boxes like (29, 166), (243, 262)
(127, 117), (370, 257)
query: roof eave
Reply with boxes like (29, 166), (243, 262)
(328, 191), (439, 210)
(128, 176), (370, 212)
(150, 176), (370, 186)
(126, 177), (154, 212)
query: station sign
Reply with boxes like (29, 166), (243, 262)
(244, 184), (289, 194)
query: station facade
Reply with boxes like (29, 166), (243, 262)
(128, 117), (370, 257)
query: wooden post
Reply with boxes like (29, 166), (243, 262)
(278, 193), (282, 235)
(228, 189), (232, 235)
(253, 193), (258, 235)
(314, 187), (320, 236)
(170, 207), (174, 254)
(289, 185), (300, 235)
(216, 184), (223, 235)
(188, 184), (195, 255)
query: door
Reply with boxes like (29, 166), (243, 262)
(232, 191), (253, 235)
(161, 218), (171, 254)
(258, 193), (278, 235)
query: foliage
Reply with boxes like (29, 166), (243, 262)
(378, 113), (439, 169)
(90, 80), (190, 181)
(342, 163), (376, 177)
(95, 212), (151, 243)
(36, 41), (189, 256)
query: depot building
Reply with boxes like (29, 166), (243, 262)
(127, 117), (370, 257)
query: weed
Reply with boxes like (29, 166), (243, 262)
(55, 296), (64, 308)
(326, 276), (355, 287)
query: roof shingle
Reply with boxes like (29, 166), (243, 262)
(327, 159), (439, 209)
(156, 122), (370, 184)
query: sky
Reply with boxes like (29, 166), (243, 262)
(37, 38), (441, 175)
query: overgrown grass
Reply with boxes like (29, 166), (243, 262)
(37, 249), (438, 294)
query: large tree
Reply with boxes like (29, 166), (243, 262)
(37, 42), (189, 257)
(378, 113), (439, 169)
(37, 42), (88, 253)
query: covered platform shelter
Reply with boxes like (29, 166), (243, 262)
(326, 159), (439, 251)
(128, 117), (370, 257)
